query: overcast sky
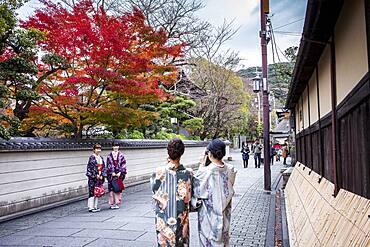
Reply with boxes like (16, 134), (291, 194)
(17, 0), (307, 68)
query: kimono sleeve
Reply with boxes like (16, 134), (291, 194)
(228, 165), (237, 186)
(119, 153), (127, 175)
(150, 167), (164, 193)
(101, 158), (107, 177)
(86, 156), (95, 178)
(192, 166), (210, 199)
(106, 155), (113, 176)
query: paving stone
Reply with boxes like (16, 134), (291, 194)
(40, 221), (127, 230)
(12, 227), (82, 237)
(72, 229), (145, 241)
(134, 230), (157, 242)
(84, 238), (156, 247)
(53, 216), (114, 222)
(119, 222), (155, 231)
(16, 236), (97, 246)
(0, 235), (34, 245)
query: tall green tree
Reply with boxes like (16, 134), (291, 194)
(0, 0), (67, 139)
(189, 58), (249, 139)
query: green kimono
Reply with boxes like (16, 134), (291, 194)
(151, 164), (192, 247)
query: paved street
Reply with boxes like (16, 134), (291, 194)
(0, 151), (285, 247)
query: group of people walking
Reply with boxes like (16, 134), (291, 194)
(86, 142), (127, 212)
(240, 140), (290, 168)
(85, 138), (237, 247)
(240, 140), (263, 168)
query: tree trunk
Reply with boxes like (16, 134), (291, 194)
(74, 123), (83, 139)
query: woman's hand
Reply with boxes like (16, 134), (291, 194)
(117, 172), (121, 177)
(199, 148), (207, 167)
(112, 172), (116, 177)
(199, 154), (207, 167)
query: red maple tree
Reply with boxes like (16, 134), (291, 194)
(22, 0), (183, 137)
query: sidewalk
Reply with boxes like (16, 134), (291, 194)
(0, 151), (285, 246)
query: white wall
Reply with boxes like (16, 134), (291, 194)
(0, 144), (206, 219)
(335, 0), (368, 104)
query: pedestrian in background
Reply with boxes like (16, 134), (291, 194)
(270, 143), (276, 166)
(241, 141), (250, 168)
(86, 144), (106, 213)
(282, 143), (289, 165)
(151, 138), (192, 247)
(106, 142), (127, 210)
(252, 140), (263, 168)
(192, 139), (237, 246)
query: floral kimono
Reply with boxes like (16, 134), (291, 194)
(106, 151), (127, 192)
(151, 164), (192, 247)
(86, 154), (107, 197)
(106, 151), (127, 206)
(192, 163), (237, 247)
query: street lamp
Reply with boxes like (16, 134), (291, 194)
(252, 75), (261, 93)
(170, 117), (179, 134)
(252, 75), (269, 93)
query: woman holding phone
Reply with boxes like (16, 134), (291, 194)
(192, 139), (237, 246)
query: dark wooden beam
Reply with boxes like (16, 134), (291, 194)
(316, 66), (325, 178)
(330, 35), (340, 196)
(307, 78), (313, 169)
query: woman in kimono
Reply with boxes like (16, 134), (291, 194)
(151, 138), (192, 247)
(106, 142), (127, 209)
(192, 139), (237, 247)
(86, 144), (106, 213)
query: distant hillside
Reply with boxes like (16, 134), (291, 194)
(237, 62), (293, 108)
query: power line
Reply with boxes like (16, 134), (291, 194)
(274, 29), (302, 38)
(269, 21), (281, 62)
(274, 18), (304, 30)
(269, 20), (292, 62)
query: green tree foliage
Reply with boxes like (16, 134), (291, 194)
(0, 0), (63, 139)
(183, 118), (203, 135)
(189, 58), (249, 139)
(135, 96), (202, 139)
(237, 46), (298, 108)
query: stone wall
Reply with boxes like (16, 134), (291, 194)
(0, 139), (207, 221)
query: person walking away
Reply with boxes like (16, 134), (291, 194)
(241, 142), (250, 168)
(277, 148), (282, 162)
(192, 139), (237, 247)
(252, 140), (263, 168)
(86, 144), (106, 213)
(151, 138), (192, 247)
(282, 144), (288, 165)
(106, 142), (127, 209)
(270, 144), (276, 166)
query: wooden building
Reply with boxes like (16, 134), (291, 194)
(284, 0), (370, 246)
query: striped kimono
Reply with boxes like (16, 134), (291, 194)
(151, 164), (192, 247)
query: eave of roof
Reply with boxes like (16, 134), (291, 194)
(285, 0), (344, 109)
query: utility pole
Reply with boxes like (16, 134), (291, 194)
(260, 0), (271, 191)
